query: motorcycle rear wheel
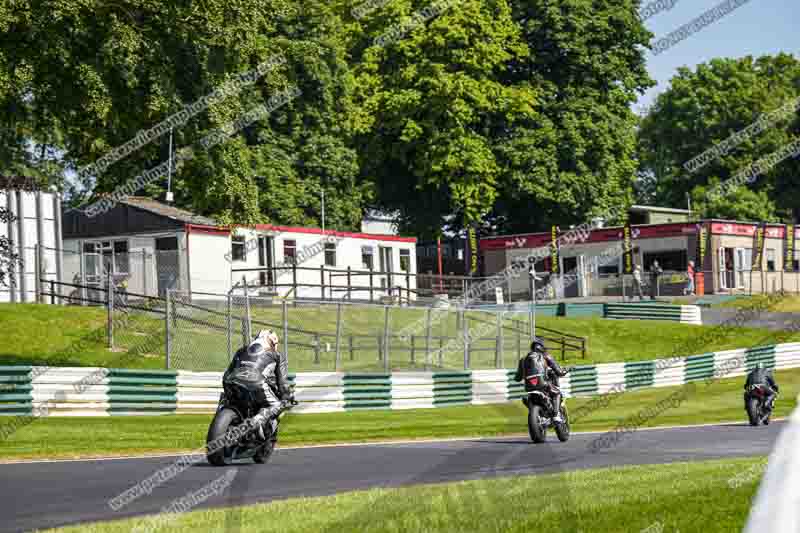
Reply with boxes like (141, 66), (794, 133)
(528, 405), (546, 443)
(207, 408), (241, 466)
(746, 397), (760, 426)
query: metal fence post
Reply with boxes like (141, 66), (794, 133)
(165, 289), (172, 369)
(383, 306), (390, 373)
(314, 334), (320, 364)
(347, 266), (352, 300)
(425, 308), (432, 371)
(461, 310), (469, 370)
(50, 280), (55, 305)
(107, 270), (114, 349)
(335, 303), (342, 371)
(410, 335), (415, 365)
(349, 335), (354, 361)
(320, 265), (325, 300)
(495, 311), (503, 368)
(438, 337), (444, 367)
(516, 328), (521, 360)
(282, 299), (289, 359)
(34, 243), (41, 303)
(143, 252), (149, 297)
(243, 276), (251, 343)
(226, 291), (232, 359)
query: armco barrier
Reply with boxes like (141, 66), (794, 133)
(604, 303), (702, 325)
(3, 342), (799, 416)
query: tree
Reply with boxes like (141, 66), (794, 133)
(0, 0), (368, 230)
(637, 54), (800, 222)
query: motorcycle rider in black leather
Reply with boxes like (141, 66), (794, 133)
(223, 330), (294, 441)
(744, 362), (779, 414)
(514, 337), (568, 422)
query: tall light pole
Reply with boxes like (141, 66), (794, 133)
(321, 188), (325, 236)
(165, 127), (174, 203)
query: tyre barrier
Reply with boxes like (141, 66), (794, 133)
(1, 342), (799, 416)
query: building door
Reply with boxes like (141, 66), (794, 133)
(82, 242), (103, 302)
(562, 256), (579, 298)
(379, 246), (393, 292)
(735, 248), (747, 289)
(718, 247), (728, 290)
(257, 236), (274, 289)
(577, 255), (588, 297)
(156, 237), (179, 298)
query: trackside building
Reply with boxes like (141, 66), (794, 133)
(480, 219), (800, 298)
(62, 197), (417, 300)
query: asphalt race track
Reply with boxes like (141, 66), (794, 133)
(1, 422), (784, 532)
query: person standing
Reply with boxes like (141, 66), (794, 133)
(649, 260), (662, 300)
(632, 264), (645, 300)
(685, 260), (696, 296)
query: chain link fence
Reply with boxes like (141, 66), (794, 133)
(164, 289), (588, 373)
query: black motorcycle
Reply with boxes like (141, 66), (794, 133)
(207, 370), (296, 466)
(744, 383), (775, 426)
(524, 367), (571, 444)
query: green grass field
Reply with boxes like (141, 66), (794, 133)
(2, 368), (798, 460)
(714, 294), (800, 313)
(2, 302), (800, 373)
(45, 456), (767, 533)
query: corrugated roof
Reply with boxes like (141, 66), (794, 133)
(120, 197), (218, 226)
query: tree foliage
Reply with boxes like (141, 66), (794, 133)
(637, 54), (800, 223)
(1, 0), (655, 236)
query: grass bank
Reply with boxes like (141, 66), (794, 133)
(46, 456), (767, 533)
(2, 302), (799, 372)
(2, 368), (798, 460)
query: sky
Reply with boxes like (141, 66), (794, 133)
(636, 0), (799, 112)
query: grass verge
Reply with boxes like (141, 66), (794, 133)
(714, 294), (800, 313)
(45, 456), (767, 533)
(2, 368), (798, 460)
(2, 302), (800, 371)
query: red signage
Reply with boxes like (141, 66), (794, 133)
(479, 222), (696, 251)
(710, 222), (786, 238)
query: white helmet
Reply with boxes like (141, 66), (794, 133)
(256, 329), (279, 350)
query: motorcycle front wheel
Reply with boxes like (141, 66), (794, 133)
(528, 405), (547, 443)
(555, 405), (570, 442)
(207, 407), (241, 466)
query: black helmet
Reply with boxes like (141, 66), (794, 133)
(530, 337), (546, 353)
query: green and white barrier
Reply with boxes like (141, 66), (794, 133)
(605, 303), (702, 325)
(3, 342), (800, 416)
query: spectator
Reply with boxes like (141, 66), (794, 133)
(632, 264), (645, 300)
(649, 260), (662, 300)
(685, 260), (696, 296)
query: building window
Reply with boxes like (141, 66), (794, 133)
(794, 259), (800, 271)
(766, 249), (776, 272)
(400, 249), (411, 272)
(283, 240), (296, 264)
(325, 242), (337, 266)
(362, 246), (374, 270)
(231, 235), (246, 262)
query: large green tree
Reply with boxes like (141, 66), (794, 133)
(637, 53), (800, 223)
(349, 0), (653, 238)
(0, 0), (368, 229)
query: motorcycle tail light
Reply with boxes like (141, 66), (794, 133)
(528, 376), (539, 386)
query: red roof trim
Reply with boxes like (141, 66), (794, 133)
(185, 224), (231, 236)
(253, 224), (416, 243)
